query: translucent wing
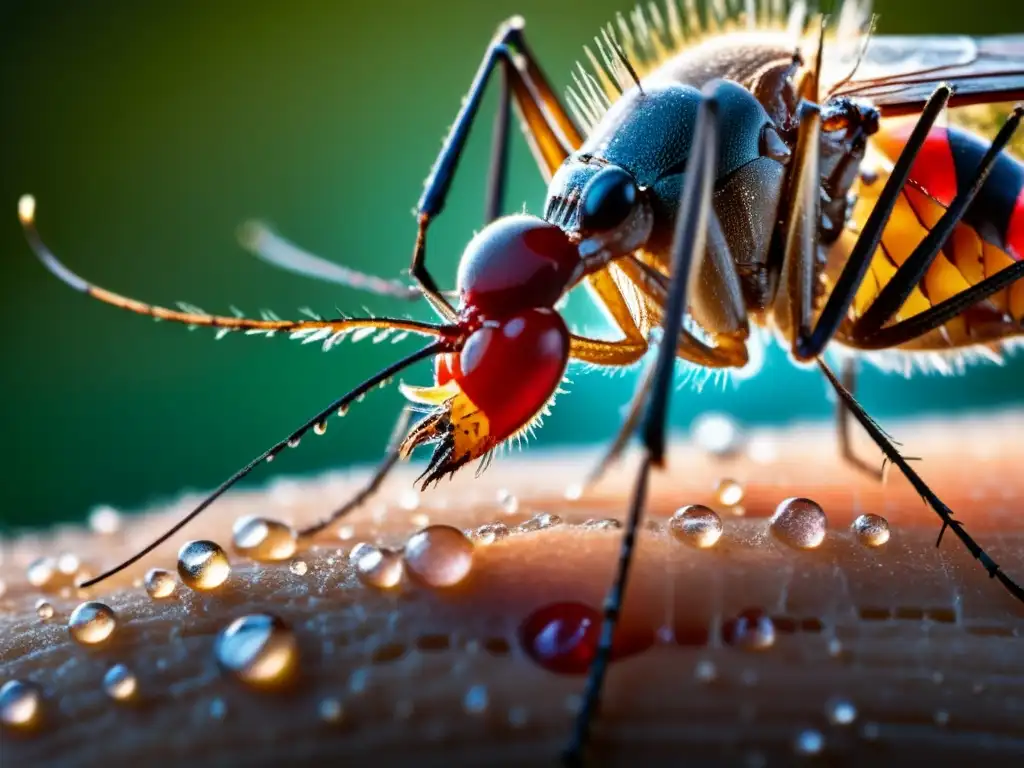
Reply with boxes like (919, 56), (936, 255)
(823, 34), (1024, 116)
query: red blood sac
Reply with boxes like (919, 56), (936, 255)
(455, 308), (569, 440)
(519, 602), (654, 675)
(456, 215), (580, 317)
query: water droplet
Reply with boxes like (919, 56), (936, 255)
(337, 404), (349, 417)
(88, 505), (121, 535)
(35, 599), (54, 619)
(497, 489), (519, 514)
(26, 557), (58, 589)
(827, 697), (857, 725)
(215, 614), (299, 689)
(794, 728), (824, 755)
(313, 420), (328, 436)
(265, 452), (275, 463)
(851, 513), (890, 547)
(337, 524), (355, 541)
(353, 544), (403, 589)
(231, 516), (297, 562)
(716, 478), (745, 506)
(177, 540), (231, 591)
(692, 412), (741, 457)
(723, 608), (775, 651)
(694, 659), (718, 683)
(68, 601), (117, 645)
(56, 552), (81, 579)
(1, 680), (43, 730)
(319, 697), (344, 723)
(403, 525), (474, 588)
(669, 505), (723, 548)
(518, 512), (563, 533)
(769, 497), (827, 549)
(103, 664), (137, 702)
(475, 522), (509, 544)
(463, 684), (489, 715)
(582, 518), (621, 530)
(289, 559), (308, 576)
(144, 568), (176, 599)
(287, 435), (301, 448)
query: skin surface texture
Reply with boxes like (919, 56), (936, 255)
(1, 413), (1023, 767)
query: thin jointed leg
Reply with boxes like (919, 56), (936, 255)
(298, 407), (415, 537)
(819, 359), (1024, 601)
(835, 356), (884, 481)
(563, 81), (723, 767)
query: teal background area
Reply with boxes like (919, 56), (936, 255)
(1, 0), (1022, 530)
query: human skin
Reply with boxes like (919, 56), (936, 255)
(2, 413), (1023, 767)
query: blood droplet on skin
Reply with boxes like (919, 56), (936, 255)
(519, 602), (654, 675)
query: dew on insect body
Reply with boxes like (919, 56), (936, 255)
(403, 525), (474, 588)
(313, 420), (328, 436)
(722, 608), (776, 651)
(88, 505), (122, 535)
(231, 516), (298, 562)
(851, 513), (890, 547)
(144, 568), (176, 599)
(0, 680), (43, 730)
(214, 614), (299, 689)
(35, 599), (54, 620)
(463, 684), (489, 715)
(289, 559), (308, 576)
(103, 664), (138, 702)
(352, 544), (404, 589)
(827, 698), (857, 725)
(68, 601), (117, 645)
(287, 435), (301, 449)
(769, 497), (828, 550)
(177, 540), (231, 591)
(794, 728), (824, 755)
(692, 412), (742, 457)
(669, 505), (723, 548)
(716, 478), (745, 507)
(475, 522), (509, 545)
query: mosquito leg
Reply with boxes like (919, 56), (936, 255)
(819, 359), (1024, 604)
(580, 358), (657, 491)
(851, 106), (1023, 341)
(415, 18), (579, 320)
(564, 81), (723, 767)
(298, 407), (415, 537)
(778, 84), (953, 361)
(851, 261), (1024, 348)
(835, 356), (884, 480)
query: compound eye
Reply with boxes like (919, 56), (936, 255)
(579, 166), (638, 232)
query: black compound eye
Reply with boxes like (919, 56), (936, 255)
(579, 166), (638, 231)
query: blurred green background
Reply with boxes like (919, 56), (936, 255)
(2, 0), (1022, 530)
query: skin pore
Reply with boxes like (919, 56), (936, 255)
(2, 413), (1023, 767)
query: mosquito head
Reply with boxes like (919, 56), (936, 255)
(399, 216), (577, 485)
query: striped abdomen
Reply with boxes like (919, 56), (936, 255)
(830, 116), (1024, 351)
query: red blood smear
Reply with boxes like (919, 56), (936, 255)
(519, 602), (654, 675)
